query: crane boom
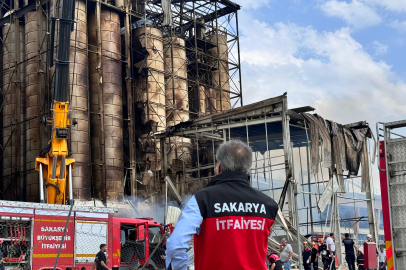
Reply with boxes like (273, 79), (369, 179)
(35, 0), (77, 205)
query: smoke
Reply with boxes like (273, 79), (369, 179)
(126, 194), (192, 224)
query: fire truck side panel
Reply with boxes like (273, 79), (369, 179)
(32, 210), (75, 268)
(74, 220), (108, 264)
(0, 203), (167, 270)
(0, 208), (33, 270)
(74, 212), (109, 270)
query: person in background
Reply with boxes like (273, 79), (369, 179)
(279, 238), (293, 270)
(310, 242), (319, 270)
(302, 241), (312, 270)
(267, 250), (283, 270)
(365, 234), (379, 256)
(92, 244), (111, 270)
(380, 258), (387, 270)
(319, 239), (328, 269)
(326, 233), (336, 270)
(0, 239), (4, 270)
(343, 233), (357, 270)
(356, 250), (364, 270)
(378, 246), (386, 270)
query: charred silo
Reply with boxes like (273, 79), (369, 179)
(69, 0), (91, 200)
(133, 23), (165, 172)
(205, 87), (216, 114)
(89, 9), (124, 202)
(25, 10), (47, 202)
(164, 36), (188, 126)
(134, 25), (166, 131)
(164, 36), (191, 169)
(208, 33), (230, 112)
(2, 18), (25, 200)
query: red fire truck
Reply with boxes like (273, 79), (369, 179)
(377, 119), (406, 270)
(0, 200), (171, 270)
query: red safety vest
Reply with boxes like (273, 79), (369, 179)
(193, 171), (279, 270)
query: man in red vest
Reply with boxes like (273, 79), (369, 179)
(165, 140), (279, 270)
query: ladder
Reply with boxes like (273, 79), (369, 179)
(377, 119), (406, 270)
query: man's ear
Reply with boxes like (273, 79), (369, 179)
(216, 160), (221, 174)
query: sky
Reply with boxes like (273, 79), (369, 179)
(232, 0), (406, 128)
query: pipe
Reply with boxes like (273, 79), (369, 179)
(165, 180), (168, 224)
(39, 164), (44, 203)
(294, 181), (303, 270)
(69, 164), (74, 205)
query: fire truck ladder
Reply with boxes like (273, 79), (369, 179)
(377, 119), (406, 269)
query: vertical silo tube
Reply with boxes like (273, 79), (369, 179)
(88, 7), (101, 200)
(209, 33), (230, 112)
(19, 22), (26, 201)
(69, 0), (91, 200)
(134, 25), (165, 172)
(25, 10), (47, 202)
(164, 36), (191, 170)
(2, 19), (24, 200)
(134, 26), (165, 131)
(164, 36), (188, 126)
(89, 8), (124, 202)
(205, 87), (216, 115)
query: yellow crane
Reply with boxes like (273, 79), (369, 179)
(35, 0), (77, 205)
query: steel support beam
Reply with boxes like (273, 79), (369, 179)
(332, 191), (343, 265)
(95, 1), (107, 204)
(366, 177), (378, 243)
(278, 97), (293, 213)
(155, 115), (282, 138)
(36, 0), (47, 147)
(124, 0), (136, 198)
(13, 3), (22, 201)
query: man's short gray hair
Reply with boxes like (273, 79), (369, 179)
(216, 140), (252, 174)
(281, 238), (287, 243)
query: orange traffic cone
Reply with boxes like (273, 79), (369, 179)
(335, 255), (339, 267)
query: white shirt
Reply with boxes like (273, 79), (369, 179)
(379, 250), (386, 262)
(326, 237), (336, 252)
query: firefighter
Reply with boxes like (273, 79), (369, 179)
(165, 140), (279, 270)
(342, 233), (357, 270)
(91, 244), (111, 270)
(267, 251), (282, 270)
(319, 239), (328, 268)
(356, 249), (364, 270)
(310, 242), (319, 270)
(302, 241), (312, 270)
(365, 234), (379, 257)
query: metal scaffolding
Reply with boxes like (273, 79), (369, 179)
(0, 0), (242, 204)
(155, 93), (380, 267)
